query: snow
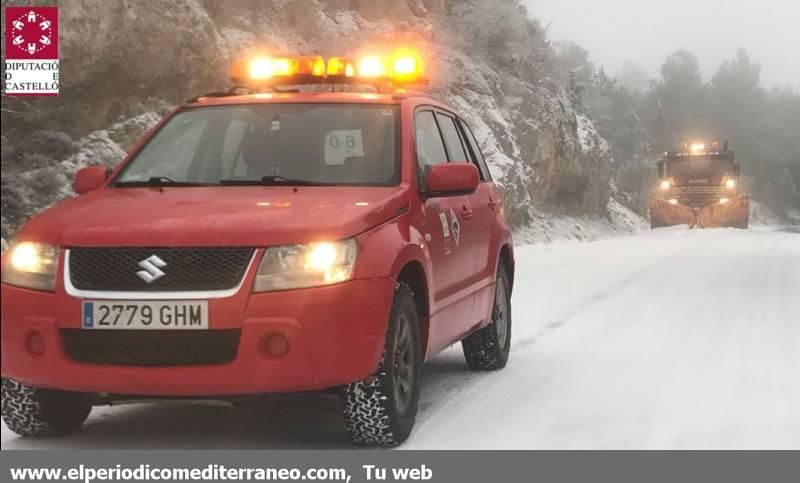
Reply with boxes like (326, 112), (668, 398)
(750, 200), (785, 227)
(575, 113), (610, 156)
(513, 198), (647, 244)
(410, 226), (800, 449)
(3, 226), (799, 449)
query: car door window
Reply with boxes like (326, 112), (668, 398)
(436, 113), (469, 163)
(458, 119), (492, 181)
(415, 110), (448, 185)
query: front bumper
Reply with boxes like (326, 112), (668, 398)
(0, 277), (394, 396)
(664, 187), (731, 207)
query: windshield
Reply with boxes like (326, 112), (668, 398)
(666, 158), (734, 177)
(115, 104), (399, 186)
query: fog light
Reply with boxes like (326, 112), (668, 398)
(26, 331), (45, 356)
(262, 333), (290, 358)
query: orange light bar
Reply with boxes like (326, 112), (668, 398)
(231, 50), (427, 86)
(390, 49), (423, 83)
(248, 56), (275, 79)
(357, 56), (389, 78)
(231, 55), (289, 84)
(271, 58), (294, 77)
(327, 57), (356, 78)
(294, 56), (326, 77)
(232, 55), (324, 85)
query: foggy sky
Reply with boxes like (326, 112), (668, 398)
(526, 0), (800, 90)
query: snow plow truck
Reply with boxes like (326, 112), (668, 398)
(649, 142), (749, 229)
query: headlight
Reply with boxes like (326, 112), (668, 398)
(725, 179), (736, 189)
(253, 238), (357, 292)
(660, 180), (670, 190)
(2, 242), (59, 291)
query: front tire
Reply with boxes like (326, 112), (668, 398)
(462, 265), (512, 371)
(342, 282), (422, 446)
(1, 378), (92, 438)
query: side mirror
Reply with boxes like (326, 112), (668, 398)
(74, 166), (109, 194)
(426, 163), (480, 196)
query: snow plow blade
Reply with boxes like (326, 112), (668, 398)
(649, 196), (750, 229)
(649, 199), (695, 229)
(696, 195), (750, 229)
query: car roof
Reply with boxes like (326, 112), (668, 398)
(185, 91), (451, 110)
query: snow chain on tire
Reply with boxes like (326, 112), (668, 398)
(1, 378), (91, 438)
(462, 265), (511, 371)
(342, 361), (397, 446)
(343, 282), (419, 447)
(462, 324), (503, 370)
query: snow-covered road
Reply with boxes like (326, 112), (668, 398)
(3, 226), (799, 449)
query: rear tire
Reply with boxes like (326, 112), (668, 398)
(1, 378), (92, 438)
(342, 282), (422, 447)
(462, 265), (512, 371)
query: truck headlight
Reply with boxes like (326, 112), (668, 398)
(253, 238), (357, 292)
(725, 179), (736, 189)
(660, 180), (670, 190)
(2, 242), (59, 291)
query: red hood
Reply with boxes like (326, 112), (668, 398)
(18, 185), (410, 247)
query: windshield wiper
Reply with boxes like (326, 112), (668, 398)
(220, 175), (335, 187)
(114, 176), (216, 187)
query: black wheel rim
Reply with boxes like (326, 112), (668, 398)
(494, 277), (509, 348)
(393, 313), (415, 414)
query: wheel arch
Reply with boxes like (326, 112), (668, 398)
(395, 260), (431, 358)
(499, 243), (515, 293)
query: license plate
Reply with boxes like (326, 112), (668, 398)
(82, 301), (208, 330)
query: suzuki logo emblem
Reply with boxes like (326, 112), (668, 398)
(136, 255), (167, 283)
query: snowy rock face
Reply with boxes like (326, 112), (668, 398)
(1, 0), (622, 242)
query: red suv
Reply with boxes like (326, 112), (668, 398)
(1, 52), (514, 446)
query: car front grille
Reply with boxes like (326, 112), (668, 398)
(61, 329), (241, 367)
(671, 186), (725, 194)
(68, 247), (254, 292)
(670, 186), (726, 206)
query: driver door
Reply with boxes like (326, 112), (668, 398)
(415, 109), (477, 352)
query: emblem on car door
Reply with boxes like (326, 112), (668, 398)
(439, 212), (450, 238)
(449, 208), (461, 247)
(136, 255), (167, 283)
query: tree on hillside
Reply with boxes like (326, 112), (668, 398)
(448, 0), (552, 79)
(708, 49), (765, 162)
(616, 60), (652, 93)
(642, 50), (708, 151)
(585, 68), (654, 214)
(553, 40), (595, 87)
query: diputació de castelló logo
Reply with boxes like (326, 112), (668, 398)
(4, 6), (59, 96)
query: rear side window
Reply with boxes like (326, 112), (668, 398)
(415, 110), (448, 173)
(435, 113), (469, 163)
(458, 119), (492, 181)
